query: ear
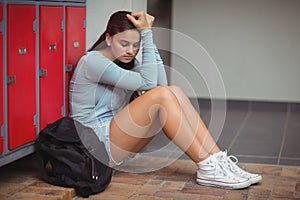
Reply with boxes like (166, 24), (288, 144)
(105, 33), (112, 46)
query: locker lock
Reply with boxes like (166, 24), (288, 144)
(65, 64), (73, 72)
(39, 69), (47, 77)
(7, 76), (16, 85)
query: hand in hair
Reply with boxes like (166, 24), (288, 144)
(126, 11), (155, 30)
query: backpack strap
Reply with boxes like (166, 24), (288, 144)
(47, 117), (81, 143)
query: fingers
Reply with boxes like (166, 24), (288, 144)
(130, 10), (144, 18)
(145, 13), (155, 28)
(126, 14), (138, 25)
(126, 11), (155, 30)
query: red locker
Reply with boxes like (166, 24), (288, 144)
(7, 5), (36, 150)
(65, 6), (86, 115)
(0, 4), (3, 154)
(39, 6), (64, 130)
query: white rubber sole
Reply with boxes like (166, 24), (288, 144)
(249, 175), (262, 184)
(196, 178), (251, 190)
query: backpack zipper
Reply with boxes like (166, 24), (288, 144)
(82, 147), (98, 180)
(90, 157), (98, 180)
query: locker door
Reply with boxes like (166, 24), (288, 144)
(39, 6), (64, 130)
(0, 4), (3, 154)
(7, 5), (36, 150)
(65, 6), (86, 115)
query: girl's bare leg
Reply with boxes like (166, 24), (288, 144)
(109, 86), (259, 189)
(168, 86), (220, 155)
(110, 86), (209, 163)
(165, 86), (263, 187)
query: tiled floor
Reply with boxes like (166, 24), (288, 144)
(0, 99), (300, 199)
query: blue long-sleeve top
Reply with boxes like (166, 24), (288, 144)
(69, 30), (167, 128)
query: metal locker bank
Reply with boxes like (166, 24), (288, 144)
(0, 0), (86, 167)
(0, 3), (3, 155)
(7, 4), (37, 150)
(39, 5), (64, 130)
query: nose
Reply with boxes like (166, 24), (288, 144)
(126, 45), (134, 54)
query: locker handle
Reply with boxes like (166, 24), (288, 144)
(7, 76), (16, 85)
(39, 69), (47, 77)
(73, 42), (80, 48)
(49, 44), (56, 51)
(65, 64), (73, 72)
(19, 47), (27, 54)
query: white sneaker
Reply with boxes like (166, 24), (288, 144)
(214, 151), (262, 184)
(196, 155), (251, 189)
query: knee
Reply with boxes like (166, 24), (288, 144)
(151, 85), (176, 103)
(169, 85), (184, 94)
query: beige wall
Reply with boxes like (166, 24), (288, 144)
(171, 0), (300, 102)
(86, 0), (147, 50)
(86, 0), (300, 102)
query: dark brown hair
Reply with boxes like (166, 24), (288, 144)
(88, 11), (139, 70)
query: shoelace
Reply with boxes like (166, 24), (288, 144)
(217, 152), (244, 175)
(209, 156), (240, 180)
(227, 155), (244, 173)
(219, 152), (248, 176)
(208, 156), (227, 177)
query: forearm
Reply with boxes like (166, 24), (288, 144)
(139, 29), (158, 88)
(153, 45), (168, 85)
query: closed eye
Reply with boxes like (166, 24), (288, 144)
(133, 42), (140, 49)
(120, 41), (129, 47)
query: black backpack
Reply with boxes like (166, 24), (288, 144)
(35, 117), (113, 198)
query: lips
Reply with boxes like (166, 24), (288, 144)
(123, 56), (134, 60)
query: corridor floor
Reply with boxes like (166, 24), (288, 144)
(0, 153), (300, 200)
(0, 100), (299, 199)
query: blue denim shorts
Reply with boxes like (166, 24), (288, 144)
(93, 118), (124, 167)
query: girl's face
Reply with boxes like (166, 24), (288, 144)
(106, 29), (140, 63)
